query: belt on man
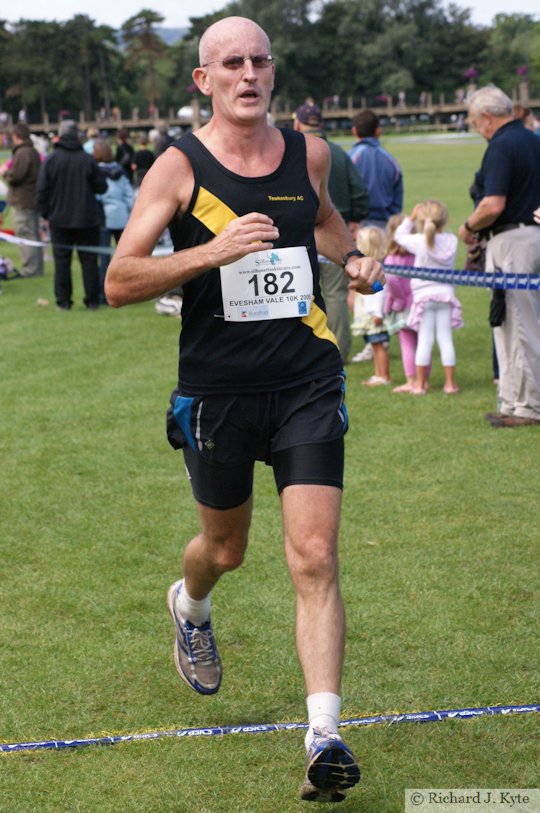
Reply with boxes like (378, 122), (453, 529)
(488, 221), (539, 238)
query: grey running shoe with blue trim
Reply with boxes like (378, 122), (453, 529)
(300, 728), (360, 803)
(167, 580), (222, 695)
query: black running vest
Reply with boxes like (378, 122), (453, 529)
(169, 129), (341, 394)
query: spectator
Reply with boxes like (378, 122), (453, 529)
(383, 213), (421, 393)
(153, 121), (173, 157)
(348, 110), (403, 226)
(395, 200), (462, 395)
(0, 122), (44, 277)
(353, 225), (391, 385)
(131, 134), (155, 188)
(83, 127), (100, 155)
(293, 101), (369, 363)
(459, 86), (540, 427)
(115, 128), (135, 183)
(93, 138), (134, 304)
(36, 120), (107, 310)
(512, 104), (540, 135)
(512, 103), (529, 123)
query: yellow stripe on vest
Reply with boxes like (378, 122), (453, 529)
(191, 191), (335, 346)
(302, 301), (339, 347)
(192, 187), (238, 235)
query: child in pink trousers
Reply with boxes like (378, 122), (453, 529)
(384, 213), (420, 393)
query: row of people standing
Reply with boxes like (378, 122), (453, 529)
(292, 104), (404, 367)
(353, 207), (462, 395)
(292, 102), (461, 395)
(83, 126), (163, 186)
(297, 103), (457, 395)
(0, 110), (404, 321)
(346, 92), (540, 427)
(298, 97), (539, 426)
(1, 121), (160, 309)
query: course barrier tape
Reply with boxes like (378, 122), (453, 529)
(1, 229), (111, 255)
(384, 263), (540, 291)
(0, 230), (171, 257)
(3, 230), (540, 289)
(1, 703), (538, 754)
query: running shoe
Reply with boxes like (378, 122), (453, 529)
(167, 580), (222, 695)
(300, 728), (361, 803)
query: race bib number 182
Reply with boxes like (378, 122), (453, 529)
(220, 246), (313, 322)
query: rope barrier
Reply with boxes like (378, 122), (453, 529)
(2, 230), (539, 289)
(383, 263), (540, 291)
(0, 230), (171, 257)
(0, 229), (111, 255)
(1, 703), (538, 754)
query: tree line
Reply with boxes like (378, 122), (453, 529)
(1, 0), (539, 124)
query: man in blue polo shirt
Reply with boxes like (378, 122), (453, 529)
(458, 85), (540, 428)
(348, 110), (403, 227)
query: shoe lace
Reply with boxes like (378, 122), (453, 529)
(187, 625), (216, 663)
(312, 727), (338, 740)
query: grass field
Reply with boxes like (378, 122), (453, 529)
(0, 136), (538, 812)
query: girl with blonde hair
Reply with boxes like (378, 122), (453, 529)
(383, 213), (421, 392)
(352, 225), (391, 386)
(394, 200), (462, 394)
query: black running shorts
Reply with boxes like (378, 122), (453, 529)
(166, 374), (348, 510)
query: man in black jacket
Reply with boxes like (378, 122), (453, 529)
(37, 120), (107, 310)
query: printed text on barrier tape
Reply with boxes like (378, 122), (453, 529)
(1, 703), (538, 754)
(383, 264), (540, 290)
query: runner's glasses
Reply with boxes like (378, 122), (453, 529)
(202, 54), (274, 70)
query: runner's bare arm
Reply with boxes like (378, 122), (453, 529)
(105, 148), (279, 307)
(305, 135), (385, 294)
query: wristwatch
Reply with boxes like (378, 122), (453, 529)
(464, 220), (475, 233)
(341, 249), (365, 268)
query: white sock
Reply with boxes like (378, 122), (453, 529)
(175, 579), (211, 626)
(305, 692), (341, 749)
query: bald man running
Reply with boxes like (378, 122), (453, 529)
(106, 15), (384, 803)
